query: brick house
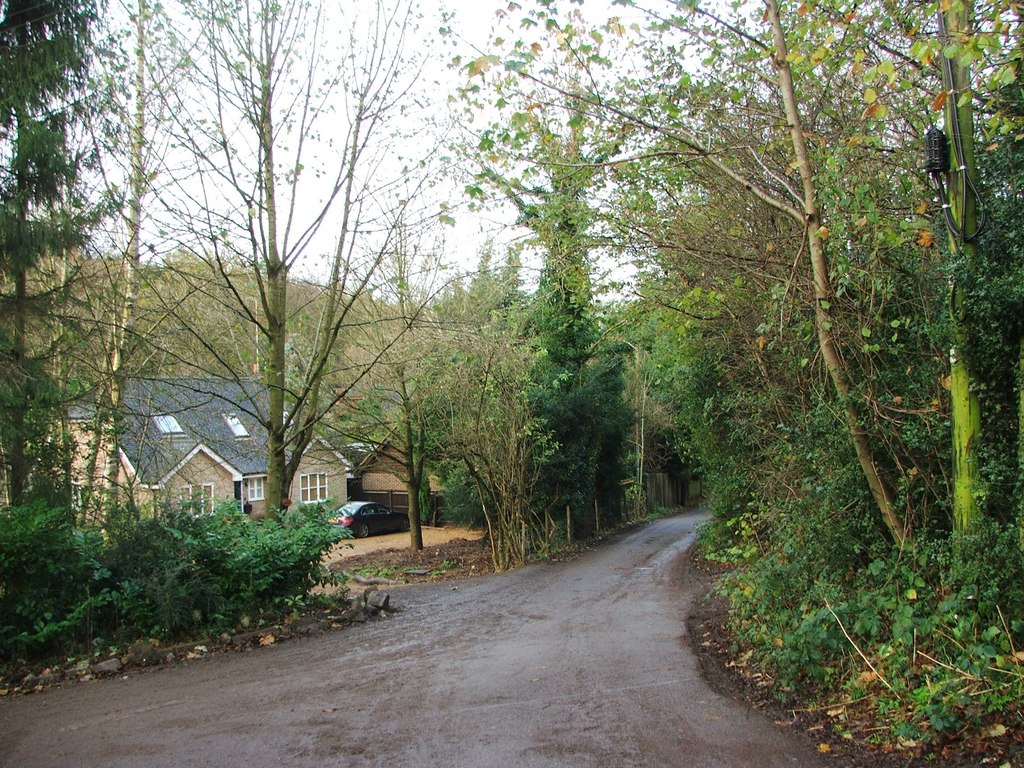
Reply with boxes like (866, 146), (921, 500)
(73, 378), (349, 517)
(344, 442), (443, 524)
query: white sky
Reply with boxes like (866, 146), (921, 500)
(412, 0), (646, 289)
(103, 0), (641, 292)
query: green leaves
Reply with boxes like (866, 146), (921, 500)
(467, 54), (501, 78)
(0, 502), (344, 658)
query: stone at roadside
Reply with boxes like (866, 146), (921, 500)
(342, 601), (366, 622)
(289, 617), (331, 635)
(232, 631), (258, 647)
(91, 658), (123, 675)
(25, 670), (61, 687)
(340, 589), (392, 621)
(128, 640), (161, 666)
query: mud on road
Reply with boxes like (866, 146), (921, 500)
(1, 512), (832, 768)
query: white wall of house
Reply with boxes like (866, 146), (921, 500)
(242, 475), (267, 518)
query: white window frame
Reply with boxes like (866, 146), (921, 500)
(179, 483), (215, 513)
(245, 476), (265, 502)
(299, 472), (328, 503)
(223, 413), (249, 438)
(154, 414), (183, 434)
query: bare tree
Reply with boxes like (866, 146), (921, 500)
(334, 213), (455, 549)
(145, 0), (434, 514)
(74, 0), (162, 521)
(438, 328), (543, 571)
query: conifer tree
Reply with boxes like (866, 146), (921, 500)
(0, 0), (99, 505)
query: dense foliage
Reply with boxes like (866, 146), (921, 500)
(0, 503), (343, 661)
(455, 0), (1024, 751)
(600, 0), (1023, 749)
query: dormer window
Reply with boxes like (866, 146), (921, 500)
(153, 414), (184, 434)
(223, 413), (249, 438)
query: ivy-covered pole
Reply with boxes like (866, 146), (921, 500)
(1019, 336), (1024, 546)
(938, 2), (984, 534)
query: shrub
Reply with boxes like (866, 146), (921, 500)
(104, 502), (345, 640)
(0, 501), (346, 660)
(0, 503), (112, 658)
(716, 511), (1024, 744)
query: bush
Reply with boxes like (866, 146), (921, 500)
(0, 503), (112, 658)
(0, 501), (346, 661)
(104, 502), (346, 640)
(432, 467), (487, 529)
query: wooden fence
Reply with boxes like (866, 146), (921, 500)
(645, 473), (702, 509)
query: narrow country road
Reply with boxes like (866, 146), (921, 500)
(1, 511), (828, 767)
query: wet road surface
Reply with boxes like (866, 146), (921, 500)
(1, 511), (828, 767)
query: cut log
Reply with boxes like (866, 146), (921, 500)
(341, 570), (400, 586)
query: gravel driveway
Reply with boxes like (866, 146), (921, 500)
(0, 511), (828, 768)
(327, 525), (482, 560)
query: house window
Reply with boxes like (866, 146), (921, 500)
(154, 414), (183, 434)
(223, 413), (249, 438)
(299, 472), (328, 503)
(245, 476), (265, 502)
(179, 483), (214, 513)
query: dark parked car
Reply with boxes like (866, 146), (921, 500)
(328, 500), (409, 538)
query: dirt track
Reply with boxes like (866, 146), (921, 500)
(328, 525), (483, 559)
(0, 511), (828, 767)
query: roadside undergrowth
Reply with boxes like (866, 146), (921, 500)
(700, 506), (1024, 765)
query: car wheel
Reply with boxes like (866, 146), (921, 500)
(354, 523), (370, 538)
(400, 518), (410, 532)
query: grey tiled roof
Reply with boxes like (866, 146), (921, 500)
(120, 378), (269, 485)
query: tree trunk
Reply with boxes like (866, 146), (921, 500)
(261, 24), (287, 518)
(9, 268), (29, 506)
(265, 263), (287, 515)
(941, 1), (983, 534)
(400, 376), (424, 550)
(765, 0), (905, 546)
(94, 0), (150, 520)
(406, 478), (423, 550)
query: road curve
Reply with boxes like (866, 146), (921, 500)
(1, 511), (828, 767)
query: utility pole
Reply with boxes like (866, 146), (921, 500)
(932, 3), (984, 533)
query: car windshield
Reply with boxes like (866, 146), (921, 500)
(335, 502), (364, 516)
